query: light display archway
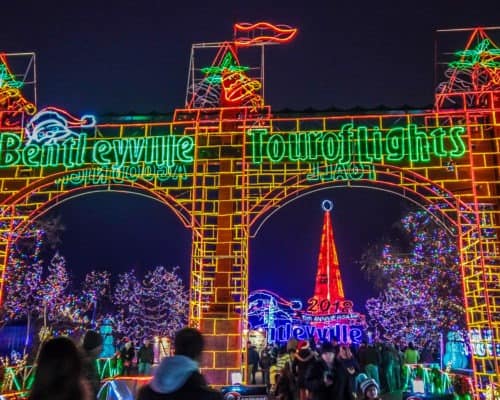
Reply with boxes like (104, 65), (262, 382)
(0, 25), (499, 395)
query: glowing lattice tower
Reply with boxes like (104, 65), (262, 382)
(312, 201), (345, 305)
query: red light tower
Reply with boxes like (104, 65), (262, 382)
(312, 200), (345, 306)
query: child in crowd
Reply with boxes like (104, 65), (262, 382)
(360, 378), (381, 400)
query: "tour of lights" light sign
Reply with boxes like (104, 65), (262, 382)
(248, 124), (466, 165)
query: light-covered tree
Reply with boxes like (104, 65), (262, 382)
(2, 230), (44, 323)
(362, 210), (464, 348)
(140, 266), (189, 340)
(81, 270), (111, 324)
(39, 252), (70, 324)
(113, 266), (188, 343)
(113, 270), (143, 341)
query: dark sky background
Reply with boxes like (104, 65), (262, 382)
(2, 1), (498, 311)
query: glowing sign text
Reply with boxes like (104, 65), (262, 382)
(247, 124), (467, 165)
(0, 133), (194, 169)
(267, 322), (363, 344)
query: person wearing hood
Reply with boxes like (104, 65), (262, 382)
(293, 340), (316, 400)
(136, 327), (223, 400)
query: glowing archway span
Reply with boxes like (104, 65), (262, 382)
(0, 172), (195, 232)
(248, 164), (474, 238)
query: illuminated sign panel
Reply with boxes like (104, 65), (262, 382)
(0, 124), (466, 169)
(248, 290), (366, 345)
(247, 124), (467, 165)
(0, 109), (466, 176)
(0, 133), (195, 169)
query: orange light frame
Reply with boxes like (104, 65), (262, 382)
(0, 27), (498, 397)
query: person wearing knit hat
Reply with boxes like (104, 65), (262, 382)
(297, 340), (309, 351)
(80, 330), (103, 398)
(360, 378), (381, 400)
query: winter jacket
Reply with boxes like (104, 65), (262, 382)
(136, 355), (223, 400)
(305, 358), (336, 400)
(138, 344), (154, 364)
(403, 348), (419, 364)
(334, 356), (359, 400)
(120, 346), (135, 365)
(81, 352), (101, 398)
(293, 348), (315, 388)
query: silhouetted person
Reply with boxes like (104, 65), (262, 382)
(138, 339), (154, 375)
(247, 342), (259, 384)
(120, 338), (135, 376)
(137, 327), (223, 400)
(81, 329), (103, 398)
(28, 337), (92, 400)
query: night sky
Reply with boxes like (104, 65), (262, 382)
(2, 1), (498, 310)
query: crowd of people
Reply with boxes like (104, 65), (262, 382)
(27, 327), (223, 400)
(25, 327), (436, 400)
(248, 337), (437, 400)
(104, 337), (155, 377)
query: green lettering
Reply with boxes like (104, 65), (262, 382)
(407, 124), (430, 162)
(267, 134), (286, 162)
(307, 132), (323, 160)
(62, 138), (76, 167)
(144, 137), (159, 165)
(288, 133), (308, 162)
(75, 135), (87, 166)
(430, 128), (447, 157)
(0, 133), (21, 167)
(40, 144), (60, 167)
(160, 136), (175, 168)
(247, 128), (267, 165)
(177, 136), (194, 163)
(371, 126), (383, 161)
(448, 127), (467, 158)
(338, 124), (354, 164)
(128, 138), (145, 164)
(321, 132), (340, 162)
(93, 140), (112, 166)
(385, 127), (405, 161)
(22, 145), (41, 167)
(355, 126), (373, 163)
(112, 139), (129, 169)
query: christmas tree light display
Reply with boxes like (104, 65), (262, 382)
(39, 252), (70, 324)
(81, 270), (111, 324)
(113, 266), (188, 343)
(363, 210), (464, 348)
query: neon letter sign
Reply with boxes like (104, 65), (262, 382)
(247, 124), (466, 165)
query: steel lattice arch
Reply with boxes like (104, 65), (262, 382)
(0, 24), (499, 397)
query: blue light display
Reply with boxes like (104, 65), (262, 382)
(248, 289), (366, 344)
